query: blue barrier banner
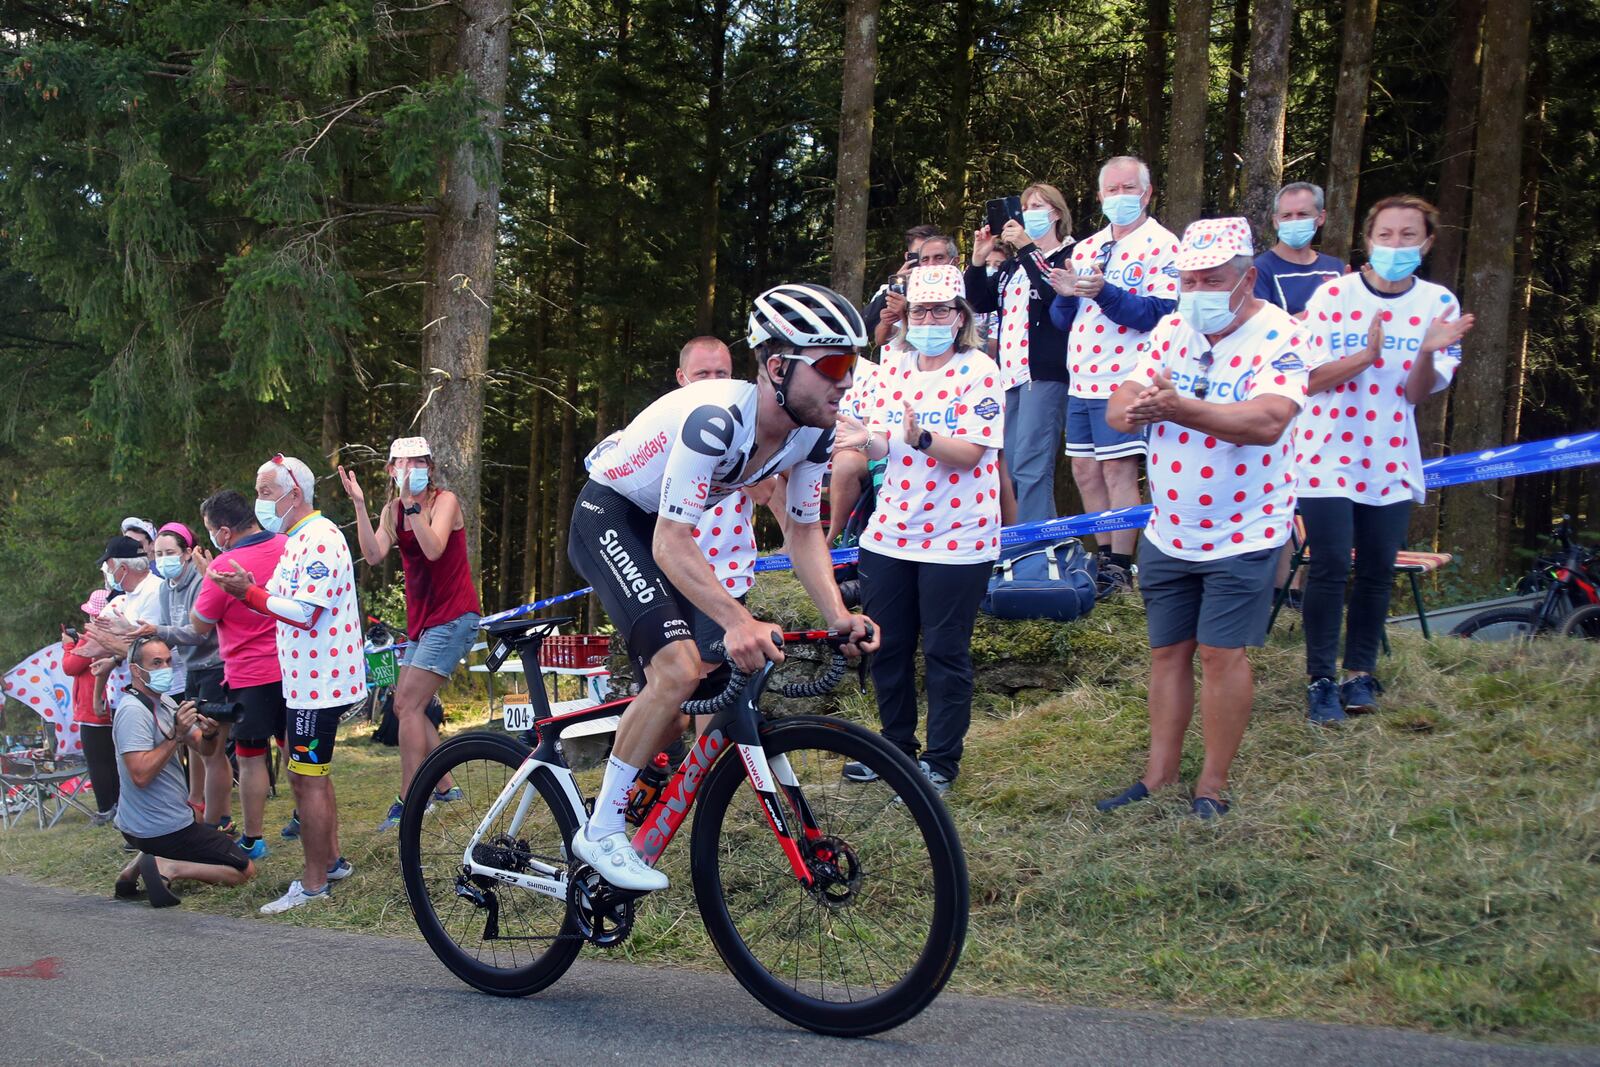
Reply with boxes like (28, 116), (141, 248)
(486, 429), (1600, 624)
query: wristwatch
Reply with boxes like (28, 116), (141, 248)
(913, 429), (933, 452)
(403, 503), (422, 516)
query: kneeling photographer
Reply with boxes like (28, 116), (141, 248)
(112, 636), (257, 908)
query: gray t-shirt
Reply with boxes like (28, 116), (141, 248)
(112, 690), (193, 839)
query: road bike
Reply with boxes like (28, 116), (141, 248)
(1451, 517), (1600, 640)
(396, 614), (968, 1037)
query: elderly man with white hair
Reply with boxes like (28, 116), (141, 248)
(210, 453), (365, 913)
(1100, 217), (1311, 820)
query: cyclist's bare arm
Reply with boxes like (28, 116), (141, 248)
(653, 516), (780, 671)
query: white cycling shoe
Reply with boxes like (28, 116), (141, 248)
(570, 829), (669, 892)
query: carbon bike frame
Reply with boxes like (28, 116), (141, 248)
(455, 651), (825, 902)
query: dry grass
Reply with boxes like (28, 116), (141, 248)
(3, 576), (1597, 1043)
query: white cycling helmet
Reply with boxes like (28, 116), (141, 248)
(746, 283), (868, 351)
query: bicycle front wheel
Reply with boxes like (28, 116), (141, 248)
(1559, 603), (1600, 639)
(690, 715), (968, 1037)
(1451, 607), (1542, 641)
(398, 732), (583, 997)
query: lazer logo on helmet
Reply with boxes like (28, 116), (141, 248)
(807, 336), (848, 346)
(599, 528), (655, 603)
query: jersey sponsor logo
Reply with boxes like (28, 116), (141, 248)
(580, 498), (604, 513)
(305, 561), (330, 582)
(682, 404), (739, 457)
(1271, 352), (1305, 373)
(1161, 263), (1179, 278)
(1334, 330), (1422, 355)
(974, 396), (1001, 420)
(599, 528), (657, 604)
(1120, 262), (1146, 287)
(601, 431), (671, 482)
(662, 622), (692, 641)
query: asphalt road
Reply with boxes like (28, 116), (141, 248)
(0, 876), (1591, 1067)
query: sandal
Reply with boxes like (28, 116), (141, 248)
(138, 853), (182, 908)
(113, 877), (142, 900)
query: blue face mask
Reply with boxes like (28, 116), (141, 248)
(155, 556), (185, 581)
(1022, 209), (1053, 241)
(255, 496), (285, 534)
(1178, 273), (1247, 337)
(140, 665), (175, 695)
(102, 563), (122, 592)
(1102, 193), (1143, 228)
(209, 529), (224, 551)
(1278, 218), (1317, 249)
(1368, 243), (1424, 282)
(906, 324), (956, 356)
(395, 467), (429, 495)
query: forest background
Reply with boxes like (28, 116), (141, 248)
(0, 0), (1592, 667)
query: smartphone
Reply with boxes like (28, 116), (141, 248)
(64, 626), (80, 643)
(905, 250), (921, 268)
(888, 274), (908, 296)
(985, 196), (1023, 236)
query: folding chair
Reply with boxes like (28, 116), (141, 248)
(1268, 514), (1453, 644)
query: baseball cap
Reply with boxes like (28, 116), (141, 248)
(389, 437), (432, 460)
(904, 264), (966, 304)
(121, 516), (157, 542)
(97, 534), (146, 565)
(1173, 217), (1255, 272)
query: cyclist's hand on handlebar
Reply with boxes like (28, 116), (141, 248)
(829, 613), (880, 657)
(723, 618), (785, 673)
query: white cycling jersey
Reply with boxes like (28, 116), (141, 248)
(584, 380), (831, 528)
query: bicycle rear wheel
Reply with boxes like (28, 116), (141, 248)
(398, 732), (582, 997)
(690, 715), (967, 1037)
(1450, 607), (1542, 641)
(1559, 603), (1600, 639)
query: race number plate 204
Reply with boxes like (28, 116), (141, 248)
(503, 701), (536, 732)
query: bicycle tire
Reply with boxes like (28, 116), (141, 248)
(398, 731), (583, 997)
(690, 715), (968, 1037)
(1558, 603), (1600, 639)
(1449, 607), (1543, 640)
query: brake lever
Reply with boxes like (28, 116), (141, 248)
(856, 654), (869, 695)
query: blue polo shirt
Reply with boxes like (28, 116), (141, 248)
(1253, 249), (1345, 315)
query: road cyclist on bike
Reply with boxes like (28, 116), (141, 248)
(566, 282), (881, 892)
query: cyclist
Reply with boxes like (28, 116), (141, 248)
(339, 437), (480, 830)
(567, 282), (881, 892)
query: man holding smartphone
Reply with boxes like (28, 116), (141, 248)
(862, 224), (945, 344)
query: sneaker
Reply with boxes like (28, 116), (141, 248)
(569, 829), (669, 892)
(918, 759), (952, 798)
(260, 880), (332, 915)
(432, 786), (463, 804)
(1095, 780), (1151, 813)
(841, 761), (880, 783)
(280, 812), (301, 840)
(1340, 674), (1384, 714)
(1095, 561), (1134, 600)
(1190, 796), (1230, 820)
(237, 836), (269, 861)
(376, 800), (404, 832)
(213, 816), (237, 835)
(90, 808), (116, 827)
(326, 857), (353, 882)
(1306, 677), (1348, 726)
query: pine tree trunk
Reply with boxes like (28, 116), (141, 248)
(418, 0), (511, 575)
(1166, 0), (1213, 232)
(694, 0), (729, 335)
(1218, 0), (1250, 210)
(495, 466), (513, 610)
(1239, 0), (1293, 244)
(1142, 0), (1170, 182)
(320, 372), (347, 470)
(1429, 0), (1486, 292)
(1321, 0), (1378, 265)
(521, 263), (550, 600)
(553, 346), (581, 593)
(831, 0), (881, 305)
(941, 0), (976, 238)
(1443, 0), (1531, 578)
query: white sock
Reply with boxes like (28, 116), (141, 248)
(586, 755), (641, 841)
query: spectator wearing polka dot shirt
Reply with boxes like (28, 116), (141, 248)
(836, 265), (1005, 796)
(209, 454), (365, 914)
(1100, 218), (1308, 820)
(1296, 195), (1476, 725)
(1057, 155), (1180, 594)
(965, 182), (1075, 525)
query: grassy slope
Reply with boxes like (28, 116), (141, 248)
(2, 578), (1596, 1043)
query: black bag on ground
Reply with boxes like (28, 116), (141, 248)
(372, 691), (445, 746)
(979, 539), (1098, 622)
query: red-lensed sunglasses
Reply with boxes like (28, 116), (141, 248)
(799, 351), (858, 383)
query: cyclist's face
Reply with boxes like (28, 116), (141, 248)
(773, 350), (853, 429)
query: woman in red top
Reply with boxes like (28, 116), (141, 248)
(61, 588), (118, 822)
(340, 437), (481, 830)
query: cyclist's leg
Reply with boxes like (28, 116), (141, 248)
(856, 547), (921, 762)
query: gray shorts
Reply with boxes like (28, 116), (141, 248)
(1137, 535), (1279, 649)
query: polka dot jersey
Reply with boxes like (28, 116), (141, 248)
(1070, 217), (1179, 399)
(269, 513), (367, 711)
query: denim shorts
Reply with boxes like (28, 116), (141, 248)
(403, 612), (481, 678)
(1064, 396), (1146, 460)
(1137, 535), (1278, 649)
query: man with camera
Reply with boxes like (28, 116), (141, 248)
(870, 232), (961, 348)
(209, 454), (364, 914)
(111, 635), (258, 907)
